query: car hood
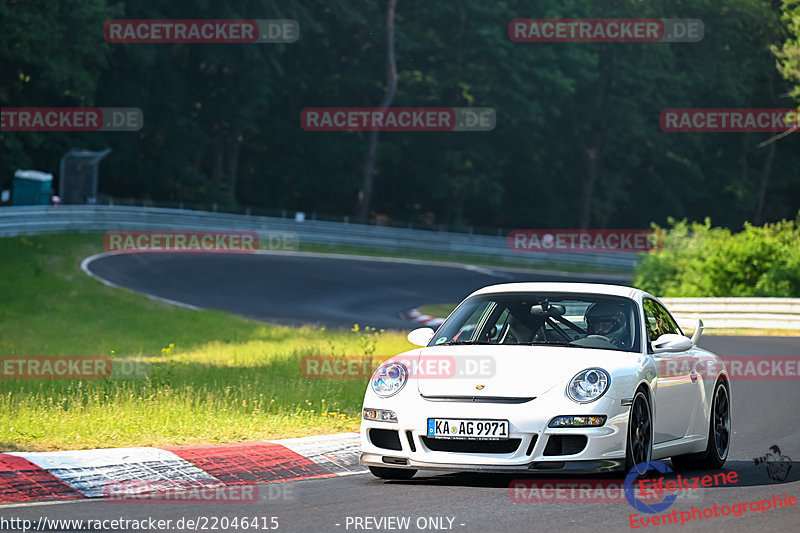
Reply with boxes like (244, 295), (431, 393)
(407, 345), (631, 399)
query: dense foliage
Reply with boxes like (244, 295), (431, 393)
(773, 0), (800, 102)
(634, 213), (800, 296)
(1, 0), (799, 231)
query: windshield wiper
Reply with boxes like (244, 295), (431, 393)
(525, 341), (586, 348)
(439, 340), (494, 345)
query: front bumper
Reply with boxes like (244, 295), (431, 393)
(360, 452), (624, 474)
(360, 392), (630, 473)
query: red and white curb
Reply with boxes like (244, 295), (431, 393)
(0, 433), (363, 504)
(400, 308), (445, 329)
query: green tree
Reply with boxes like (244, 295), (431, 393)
(0, 0), (118, 188)
(634, 215), (800, 297)
(772, 0), (800, 102)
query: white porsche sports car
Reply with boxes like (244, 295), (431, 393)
(360, 282), (730, 479)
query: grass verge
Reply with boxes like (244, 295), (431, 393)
(0, 233), (413, 451)
(418, 304), (458, 318)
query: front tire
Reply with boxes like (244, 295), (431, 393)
(671, 380), (730, 471)
(368, 466), (417, 480)
(624, 390), (653, 477)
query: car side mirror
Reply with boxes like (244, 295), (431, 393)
(408, 327), (435, 347)
(652, 333), (693, 353)
(690, 318), (703, 345)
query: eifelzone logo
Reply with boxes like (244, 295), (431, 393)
(753, 445), (792, 482)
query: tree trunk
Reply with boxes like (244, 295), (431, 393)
(569, 95), (607, 230)
(570, 47), (611, 230)
(738, 133), (749, 186)
(355, 0), (398, 224)
(226, 125), (242, 197)
(212, 133), (224, 188)
(578, 150), (601, 230)
(754, 142), (776, 225)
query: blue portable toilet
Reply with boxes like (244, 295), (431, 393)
(12, 170), (54, 206)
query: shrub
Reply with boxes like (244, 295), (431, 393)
(634, 213), (800, 297)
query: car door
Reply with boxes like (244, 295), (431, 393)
(644, 298), (702, 443)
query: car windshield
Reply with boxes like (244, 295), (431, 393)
(430, 292), (641, 352)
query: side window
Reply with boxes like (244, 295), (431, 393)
(642, 300), (659, 342)
(643, 299), (681, 343)
(452, 301), (493, 341)
(655, 301), (681, 337)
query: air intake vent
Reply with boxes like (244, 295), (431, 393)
(382, 456), (409, 465)
(421, 437), (521, 454)
(369, 428), (402, 451)
(543, 435), (588, 456)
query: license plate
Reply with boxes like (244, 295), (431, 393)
(426, 418), (509, 440)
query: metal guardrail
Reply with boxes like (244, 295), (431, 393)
(662, 298), (800, 330)
(0, 205), (638, 269)
(2, 205), (798, 329)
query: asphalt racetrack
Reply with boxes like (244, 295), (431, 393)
(84, 251), (630, 329)
(16, 251), (797, 532)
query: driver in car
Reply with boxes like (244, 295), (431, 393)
(585, 302), (629, 349)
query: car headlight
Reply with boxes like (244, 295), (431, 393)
(567, 368), (610, 403)
(363, 408), (397, 422)
(371, 361), (408, 397)
(548, 415), (607, 428)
